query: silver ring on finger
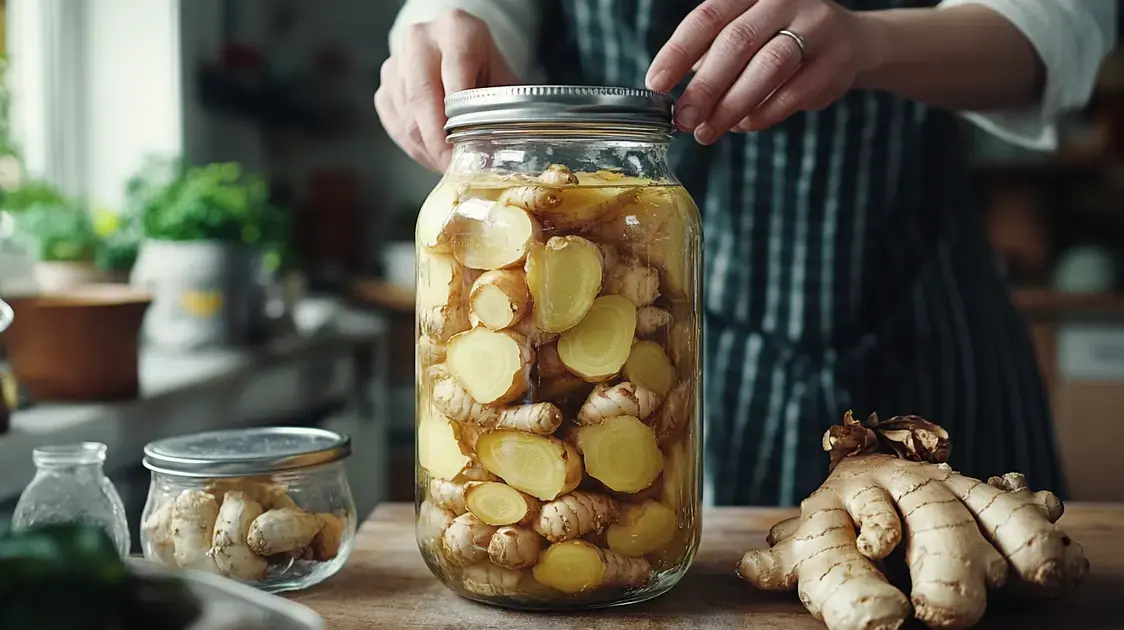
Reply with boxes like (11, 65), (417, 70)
(776, 29), (808, 61)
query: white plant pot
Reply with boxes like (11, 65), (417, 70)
(130, 239), (263, 351)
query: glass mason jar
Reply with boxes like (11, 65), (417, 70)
(140, 427), (357, 593)
(12, 442), (131, 557)
(414, 86), (703, 609)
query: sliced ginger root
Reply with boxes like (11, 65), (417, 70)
(574, 415), (664, 494)
(469, 269), (531, 330)
(418, 335), (447, 366)
(532, 540), (651, 594)
(461, 562), (524, 596)
(429, 477), (468, 515)
(737, 412), (1089, 630)
(452, 199), (541, 270)
(501, 164), (639, 233)
(446, 327), (532, 405)
(525, 236), (604, 333)
(604, 257), (660, 308)
(430, 365), (563, 434)
(623, 340), (677, 399)
(417, 251), (471, 342)
(510, 315), (560, 347)
(648, 381), (692, 445)
(464, 481), (539, 526)
(635, 306), (672, 338)
(475, 430), (583, 501)
(558, 295), (637, 382)
(606, 499), (677, 558)
(488, 525), (544, 570)
(418, 500), (456, 549)
(577, 381), (661, 426)
(418, 404), (471, 480)
(417, 182), (465, 253)
(442, 513), (499, 566)
(659, 435), (695, 513)
(534, 490), (619, 543)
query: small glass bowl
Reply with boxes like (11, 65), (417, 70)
(140, 427), (357, 593)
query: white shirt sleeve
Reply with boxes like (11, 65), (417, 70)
(388, 0), (542, 82)
(938, 0), (1118, 151)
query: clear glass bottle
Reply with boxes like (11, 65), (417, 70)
(414, 86), (703, 609)
(12, 442), (131, 557)
(140, 427), (357, 593)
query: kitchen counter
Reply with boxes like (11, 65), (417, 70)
(289, 502), (1124, 629)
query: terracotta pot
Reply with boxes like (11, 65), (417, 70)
(5, 285), (151, 401)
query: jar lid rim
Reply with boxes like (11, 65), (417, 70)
(444, 85), (675, 133)
(143, 426), (351, 477)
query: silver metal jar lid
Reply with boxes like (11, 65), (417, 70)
(143, 427), (351, 477)
(444, 85), (675, 133)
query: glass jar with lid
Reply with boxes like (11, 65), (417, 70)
(414, 86), (702, 609)
(140, 427), (356, 593)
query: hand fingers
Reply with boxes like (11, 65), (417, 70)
(402, 28), (454, 169)
(436, 11), (489, 96)
(375, 82), (438, 172)
(675, 3), (789, 132)
(738, 52), (842, 132)
(694, 32), (803, 143)
(376, 58), (439, 171)
(646, 0), (759, 93)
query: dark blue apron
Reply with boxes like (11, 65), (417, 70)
(540, 0), (1063, 506)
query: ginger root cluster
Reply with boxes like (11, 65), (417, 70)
(143, 478), (345, 583)
(738, 411), (1089, 630)
(415, 164), (700, 602)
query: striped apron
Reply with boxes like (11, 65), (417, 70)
(540, 0), (1064, 506)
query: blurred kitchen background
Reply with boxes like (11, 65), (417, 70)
(0, 0), (1122, 546)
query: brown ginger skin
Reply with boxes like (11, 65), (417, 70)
(737, 412), (1089, 630)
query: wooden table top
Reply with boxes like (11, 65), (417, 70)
(288, 503), (1124, 629)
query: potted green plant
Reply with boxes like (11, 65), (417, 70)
(129, 159), (289, 350)
(10, 193), (115, 291)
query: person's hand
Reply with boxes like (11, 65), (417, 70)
(646, 0), (884, 144)
(375, 10), (519, 171)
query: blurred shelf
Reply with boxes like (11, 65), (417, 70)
(351, 278), (414, 313)
(1013, 288), (1124, 320)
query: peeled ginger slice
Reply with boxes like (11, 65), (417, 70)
(446, 327), (532, 405)
(469, 269), (530, 330)
(532, 540), (651, 593)
(558, 295), (637, 382)
(575, 415), (664, 494)
(532, 540), (607, 593)
(525, 236), (604, 333)
(464, 481), (539, 526)
(476, 431), (583, 501)
(418, 407), (470, 481)
(623, 340), (677, 399)
(417, 183), (464, 253)
(452, 199), (541, 270)
(606, 500), (677, 557)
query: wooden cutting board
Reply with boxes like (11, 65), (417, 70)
(287, 503), (1124, 629)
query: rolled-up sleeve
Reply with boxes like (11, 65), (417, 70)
(939, 0), (1117, 151)
(388, 0), (542, 82)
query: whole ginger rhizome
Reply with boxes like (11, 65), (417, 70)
(738, 411), (1089, 630)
